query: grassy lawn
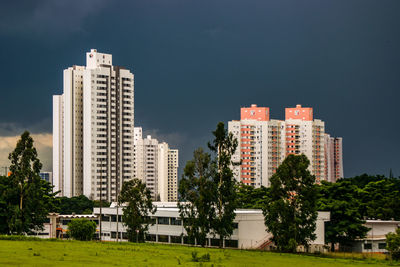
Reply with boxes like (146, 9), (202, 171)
(0, 239), (395, 266)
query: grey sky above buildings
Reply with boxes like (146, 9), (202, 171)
(0, 0), (399, 177)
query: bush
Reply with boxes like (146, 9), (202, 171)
(68, 218), (97, 241)
(191, 251), (211, 262)
(386, 228), (400, 261)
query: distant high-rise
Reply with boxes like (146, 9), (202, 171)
(133, 127), (179, 201)
(324, 135), (344, 182)
(53, 49), (135, 201)
(229, 104), (343, 187)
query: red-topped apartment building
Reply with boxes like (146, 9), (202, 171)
(228, 104), (343, 187)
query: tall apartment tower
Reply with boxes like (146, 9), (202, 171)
(229, 104), (343, 187)
(324, 134), (344, 182)
(167, 149), (179, 201)
(285, 105), (326, 183)
(228, 105), (286, 187)
(133, 127), (179, 201)
(53, 49), (135, 201)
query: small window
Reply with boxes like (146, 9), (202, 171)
(225, 239), (239, 248)
(146, 234), (156, 242)
(210, 239), (220, 247)
(158, 235), (168, 243)
(170, 218), (182, 226)
(183, 236), (195, 245)
(157, 217), (169, 225)
(122, 232), (128, 240)
(378, 243), (386, 250)
(364, 243), (372, 250)
(170, 236), (181, 244)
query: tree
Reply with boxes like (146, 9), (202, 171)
(178, 148), (214, 246)
(3, 131), (57, 235)
(317, 180), (369, 251)
(68, 218), (97, 241)
(118, 178), (156, 242)
(56, 195), (95, 215)
(359, 179), (400, 220)
(208, 122), (238, 248)
(0, 175), (12, 234)
(263, 154), (318, 252)
(236, 183), (270, 209)
(344, 174), (386, 188)
(386, 228), (400, 261)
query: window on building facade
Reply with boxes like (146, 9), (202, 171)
(364, 243), (372, 250)
(157, 217), (169, 225)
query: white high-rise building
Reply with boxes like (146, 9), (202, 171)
(229, 104), (343, 187)
(229, 106), (286, 187)
(53, 49), (135, 201)
(133, 127), (179, 201)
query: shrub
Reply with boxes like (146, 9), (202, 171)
(386, 228), (400, 261)
(191, 251), (211, 262)
(68, 218), (97, 241)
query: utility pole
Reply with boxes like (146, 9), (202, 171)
(116, 170), (119, 242)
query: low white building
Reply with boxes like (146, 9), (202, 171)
(351, 220), (400, 253)
(93, 202), (330, 250)
(31, 214), (99, 239)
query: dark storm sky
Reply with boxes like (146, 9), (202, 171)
(0, 0), (399, 177)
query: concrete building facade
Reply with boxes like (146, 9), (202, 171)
(53, 49), (135, 201)
(92, 203), (330, 250)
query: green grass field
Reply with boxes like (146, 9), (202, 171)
(0, 239), (395, 266)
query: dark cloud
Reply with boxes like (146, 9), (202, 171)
(0, 0), (399, 178)
(0, 0), (108, 35)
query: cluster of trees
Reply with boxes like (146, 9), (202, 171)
(319, 174), (400, 251)
(236, 173), (400, 252)
(0, 131), (108, 237)
(0, 131), (57, 235)
(178, 122), (238, 248)
(56, 195), (110, 215)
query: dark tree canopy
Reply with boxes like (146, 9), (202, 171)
(236, 184), (270, 210)
(178, 148), (214, 246)
(317, 180), (369, 251)
(343, 174), (389, 188)
(263, 154), (318, 252)
(0, 131), (57, 235)
(118, 178), (156, 242)
(56, 195), (94, 215)
(360, 179), (400, 221)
